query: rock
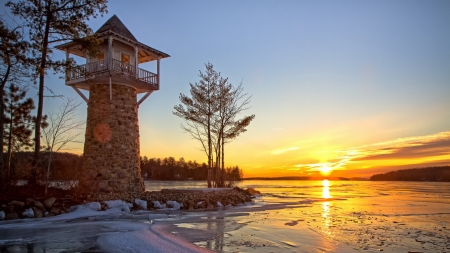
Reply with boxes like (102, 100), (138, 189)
(50, 206), (61, 215)
(5, 210), (19, 220)
(25, 198), (36, 207)
(8, 200), (25, 207)
(44, 197), (56, 210)
(246, 188), (261, 195)
(35, 201), (45, 211)
(206, 202), (214, 210)
(32, 207), (43, 218)
(22, 208), (34, 218)
(60, 210), (66, 214)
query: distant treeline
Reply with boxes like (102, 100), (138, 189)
(4, 151), (82, 181)
(244, 176), (369, 181)
(5, 152), (243, 183)
(370, 166), (450, 182)
(140, 156), (243, 182)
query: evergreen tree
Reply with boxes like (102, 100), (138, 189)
(0, 19), (30, 183)
(3, 84), (35, 180)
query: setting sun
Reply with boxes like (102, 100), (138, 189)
(320, 164), (332, 176)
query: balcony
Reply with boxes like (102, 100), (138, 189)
(66, 58), (159, 93)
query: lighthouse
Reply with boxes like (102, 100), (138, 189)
(56, 15), (169, 193)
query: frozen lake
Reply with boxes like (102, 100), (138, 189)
(1, 180), (450, 252)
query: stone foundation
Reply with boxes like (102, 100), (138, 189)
(82, 83), (144, 193)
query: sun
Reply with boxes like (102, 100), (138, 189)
(320, 164), (332, 176)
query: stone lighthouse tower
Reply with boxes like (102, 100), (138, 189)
(56, 15), (169, 193)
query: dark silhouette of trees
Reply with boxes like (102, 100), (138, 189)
(370, 166), (450, 181)
(3, 84), (35, 180)
(0, 19), (30, 184)
(173, 63), (254, 188)
(139, 156), (243, 182)
(6, 0), (108, 184)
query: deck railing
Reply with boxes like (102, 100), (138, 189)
(66, 58), (158, 87)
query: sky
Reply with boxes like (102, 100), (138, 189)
(4, 0), (450, 178)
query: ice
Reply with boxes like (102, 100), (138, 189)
(166, 201), (181, 210)
(0, 211), (5, 220)
(217, 201), (223, 207)
(135, 199), (147, 210)
(22, 208), (34, 218)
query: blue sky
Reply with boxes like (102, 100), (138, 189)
(3, 0), (450, 177)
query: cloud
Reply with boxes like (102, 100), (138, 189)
(286, 131), (450, 176)
(271, 147), (299, 155)
(353, 131), (450, 161)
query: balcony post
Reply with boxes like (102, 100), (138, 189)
(157, 57), (160, 87)
(134, 46), (138, 78)
(108, 36), (113, 70)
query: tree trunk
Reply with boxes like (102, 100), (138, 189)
(45, 150), (52, 195)
(221, 134), (225, 187)
(6, 108), (13, 179)
(31, 5), (52, 185)
(0, 65), (11, 183)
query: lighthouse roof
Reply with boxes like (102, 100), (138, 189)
(96, 15), (137, 42)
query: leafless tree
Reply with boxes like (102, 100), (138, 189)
(174, 63), (254, 188)
(42, 97), (84, 195)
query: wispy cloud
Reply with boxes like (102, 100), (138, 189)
(287, 131), (450, 175)
(271, 147), (299, 155)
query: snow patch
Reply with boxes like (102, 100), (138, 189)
(69, 202), (101, 213)
(153, 201), (166, 209)
(0, 210), (5, 220)
(166, 201), (181, 210)
(135, 199), (147, 210)
(197, 201), (203, 206)
(104, 200), (132, 213)
(22, 208), (34, 218)
(217, 201), (223, 207)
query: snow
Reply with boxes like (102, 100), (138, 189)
(153, 201), (166, 209)
(166, 201), (181, 210)
(104, 200), (132, 213)
(197, 201), (203, 206)
(69, 202), (101, 213)
(0, 210), (5, 220)
(134, 199), (147, 210)
(217, 201), (223, 207)
(22, 208), (34, 218)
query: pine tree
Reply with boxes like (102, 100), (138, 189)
(3, 84), (35, 180)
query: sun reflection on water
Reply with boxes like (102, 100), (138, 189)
(322, 179), (331, 199)
(321, 180), (332, 236)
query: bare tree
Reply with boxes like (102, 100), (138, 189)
(42, 97), (84, 195)
(174, 63), (254, 188)
(173, 62), (220, 188)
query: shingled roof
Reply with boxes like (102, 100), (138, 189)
(96, 15), (137, 42)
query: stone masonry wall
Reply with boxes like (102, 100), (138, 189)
(83, 83), (144, 193)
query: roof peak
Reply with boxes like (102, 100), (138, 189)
(95, 15), (137, 42)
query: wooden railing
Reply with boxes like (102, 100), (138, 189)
(66, 58), (158, 87)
